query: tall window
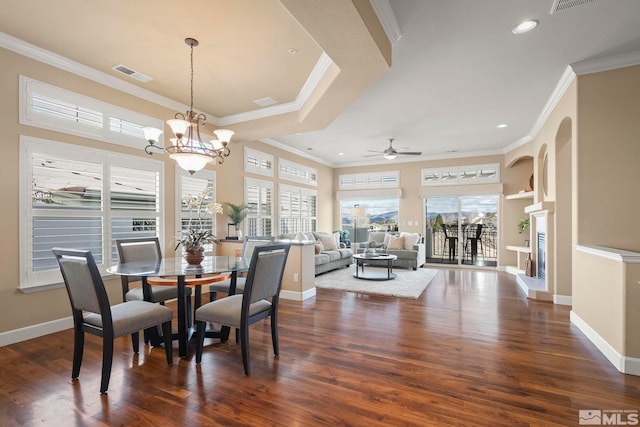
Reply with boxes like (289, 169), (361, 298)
(245, 177), (273, 237)
(339, 199), (399, 243)
(176, 168), (217, 251)
(279, 184), (317, 235)
(20, 136), (163, 289)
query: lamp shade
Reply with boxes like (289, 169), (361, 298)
(213, 129), (234, 144)
(167, 119), (190, 137)
(142, 127), (163, 143)
(351, 207), (366, 217)
(169, 152), (213, 174)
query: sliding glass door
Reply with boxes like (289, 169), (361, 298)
(425, 195), (498, 267)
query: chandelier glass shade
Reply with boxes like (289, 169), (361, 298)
(143, 37), (234, 175)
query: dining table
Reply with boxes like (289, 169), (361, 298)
(107, 255), (249, 358)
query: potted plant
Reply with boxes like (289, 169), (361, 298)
(225, 202), (248, 239)
(176, 229), (220, 264)
(518, 217), (530, 234)
(177, 190), (223, 264)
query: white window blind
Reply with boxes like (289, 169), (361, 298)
(175, 168), (217, 251)
(20, 136), (163, 289)
(244, 147), (274, 177)
(421, 164), (500, 186)
(279, 184), (317, 235)
(278, 158), (318, 186)
(19, 76), (163, 150)
(245, 177), (273, 237)
(339, 171), (399, 190)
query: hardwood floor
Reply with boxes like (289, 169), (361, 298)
(1, 268), (639, 426)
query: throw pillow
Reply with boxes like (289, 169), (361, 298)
(401, 232), (421, 250)
(369, 240), (381, 249)
(295, 231), (307, 241)
(317, 233), (338, 251)
(333, 232), (341, 247)
(304, 232), (316, 241)
(383, 232), (398, 248)
(315, 241), (324, 254)
(387, 235), (404, 250)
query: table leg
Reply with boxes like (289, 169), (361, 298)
(141, 277), (163, 347)
(177, 276), (188, 358)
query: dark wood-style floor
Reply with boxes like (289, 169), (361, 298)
(2, 268), (639, 426)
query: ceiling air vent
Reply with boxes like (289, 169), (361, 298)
(550, 0), (598, 14)
(253, 97), (278, 107)
(112, 65), (153, 83)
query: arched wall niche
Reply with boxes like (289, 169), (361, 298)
(505, 155), (533, 169)
(537, 144), (548, 201)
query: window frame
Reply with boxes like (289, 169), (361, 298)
(421, 163), (500, 186)
(244, 177), (274, 237)
(244, 147), (274, 177)
(174, 166), (218, 253)
(278, 183), (317, 235)
(278, 157), (318, 186)
(339, 171), (400, 190)
(19, 135), (164, 290)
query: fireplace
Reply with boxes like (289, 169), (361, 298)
(537, 232), (546, 280)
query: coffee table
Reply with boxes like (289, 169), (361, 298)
(353, 253), (397, 280)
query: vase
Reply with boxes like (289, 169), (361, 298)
(184, 248), (204, 265)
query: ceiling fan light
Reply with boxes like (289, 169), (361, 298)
(384, 153), (397, 160)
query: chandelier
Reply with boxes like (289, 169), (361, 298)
(143, 37), (234, 175)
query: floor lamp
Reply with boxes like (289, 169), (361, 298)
(351, 205), (366, 252)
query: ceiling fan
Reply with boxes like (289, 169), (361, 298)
(365, 138), (422, 160)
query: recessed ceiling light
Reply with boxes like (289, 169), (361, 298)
(338, 152), (344, 156)
(512, 20), (538, 34)
(288, 48), (297, 55)
(497, 124), (508, 128)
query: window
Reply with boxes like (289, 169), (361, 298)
(20, 136), (163, 289)
(279, 184), (317, 235)
(421, 164), (500, 186)
(339, 199), (399, 243)
(244, 147), (274, 177)
(175, 168), (218, 251)
(339, 171), (399, 190)
(245, 177), (273, 237)
(278, 158), (317, 186)
(19, 76), (163, 150)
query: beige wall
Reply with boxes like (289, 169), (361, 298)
(0, 47), (332, 334)
(575, 65), (640, 251)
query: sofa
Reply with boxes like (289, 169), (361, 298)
(279, 231), (353, 275)
(359, 231), (425, 270)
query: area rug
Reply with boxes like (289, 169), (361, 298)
(314, 266), (439, 299)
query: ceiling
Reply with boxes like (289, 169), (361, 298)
(2, 0), (640, 167)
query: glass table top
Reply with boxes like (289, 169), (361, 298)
(106, 256), (249, 277)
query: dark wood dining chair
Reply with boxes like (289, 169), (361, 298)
(442, 224), (458, 262)
(195, 244), (290, 375)
(207, 236), (275, 301)
(52, 248), (173, 394)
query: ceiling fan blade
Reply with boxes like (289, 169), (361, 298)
(363, 153), (382, 157)
(365, 149), (384, 153)
(397, 151), (422, 155)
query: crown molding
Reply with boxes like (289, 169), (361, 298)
(258, 138), (334, 167)
(571, 49), (640, 76)
(218, 53), (334, 126)
(502, 65), (575, 154)
(0, 31), (190, 115)
(1, 31), (334, 128)
(370, 0), (402, 45)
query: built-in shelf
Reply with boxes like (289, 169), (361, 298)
(505, 191), (534, 200)
(506, 245), (531, 253)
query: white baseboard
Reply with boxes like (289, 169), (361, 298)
(280, 287), (316, 301)
(570, 311), (640, 376)
(0, 316), (73, 347)
(553, 294), (572, 306)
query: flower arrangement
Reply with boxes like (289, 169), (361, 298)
(176, 187), (223, 254)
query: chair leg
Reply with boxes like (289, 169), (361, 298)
(209, 291), (218, 302)
(271, 313), (279, 356)
(195, 321), (206, 364)
(100, 335), (114, 394)
(131, 332), (139, 354)
(186, 292), (193, 330)
(240, 322), (251, 375)
(161, 321), (173, 365)
(235, 328), (240, 344)
(72, 324), (84, 380)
